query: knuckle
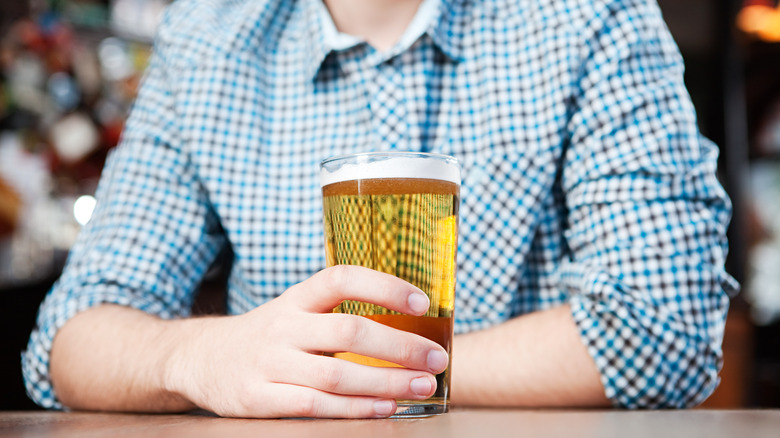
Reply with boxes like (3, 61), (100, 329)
(228, 383), (261, 418)
(291, 392), (319, 418)
(396, 337), (419, 366)
(335, 315), (364, 349)
(319, 364), (344, 392)
(325, 265), (351, 292)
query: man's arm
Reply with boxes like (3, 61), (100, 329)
(451, 305), (609, 407)
(50, 266), (449, 418)
(454, 0), (735, 409)
(50, 305), (195, 413)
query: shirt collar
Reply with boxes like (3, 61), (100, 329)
(301, 0), (465, 80)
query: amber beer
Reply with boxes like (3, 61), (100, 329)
(320, 152), (460, 417)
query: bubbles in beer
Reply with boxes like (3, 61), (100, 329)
(322, 174), (459, 414)
(322, 178), (458, 318)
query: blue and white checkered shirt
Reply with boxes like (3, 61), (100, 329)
(24, 0), (738, 409)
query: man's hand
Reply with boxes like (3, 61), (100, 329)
(50, 266), (448, 418)
(167, 266), (449, 417)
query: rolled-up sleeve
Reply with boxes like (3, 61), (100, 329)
(562, 0), (738, 408)
(21, 8), (226, 409)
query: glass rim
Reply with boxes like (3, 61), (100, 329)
(320, 151), (459, 168)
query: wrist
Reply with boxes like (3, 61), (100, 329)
(157, 316), (218, 412)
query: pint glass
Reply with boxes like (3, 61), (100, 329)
(320, 152), (460, 417)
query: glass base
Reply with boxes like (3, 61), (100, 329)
(391, 401), (449, 418)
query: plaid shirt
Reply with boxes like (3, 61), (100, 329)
(24, 0), (738, 409)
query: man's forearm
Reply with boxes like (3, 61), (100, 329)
(50, 304), (200, 412)
(50, 293), (607, 412)
(450, 305), (610, 407)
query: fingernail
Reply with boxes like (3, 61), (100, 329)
(374, 400), (395, 417)
(410, 377), (433, 396)
(407, 292), (429, 314)
(427, 350), (448, 373)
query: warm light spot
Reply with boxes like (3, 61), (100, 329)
(737, 3), (780, 43)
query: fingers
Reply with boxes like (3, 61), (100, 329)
(224, 266), (448, 419)
(297, 313), (448, 374)
(286, 266), (430, 315)
(253, 383), (398, 419)
(289, 353), (438, 400)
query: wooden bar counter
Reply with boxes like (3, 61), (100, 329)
(1, 409), (778, 438)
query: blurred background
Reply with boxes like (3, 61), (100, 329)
(0, 0), (779, 410)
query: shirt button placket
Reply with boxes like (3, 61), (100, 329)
(367, 58), (409, 150)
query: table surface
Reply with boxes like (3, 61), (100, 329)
(1, 409), (779, 438)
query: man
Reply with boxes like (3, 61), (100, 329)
(23, 0), (737, 417)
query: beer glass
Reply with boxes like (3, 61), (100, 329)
(320, 151), (460, 417)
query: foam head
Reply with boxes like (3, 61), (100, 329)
(320, 152), (460, 187)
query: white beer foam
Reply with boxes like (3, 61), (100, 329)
(321, 155), (460, 187)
